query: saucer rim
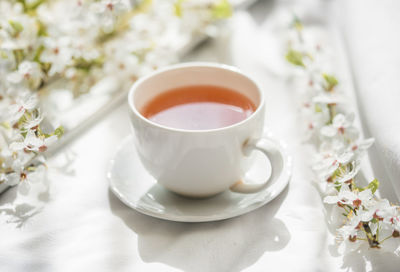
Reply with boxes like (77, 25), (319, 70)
(108, 135), (292, 222)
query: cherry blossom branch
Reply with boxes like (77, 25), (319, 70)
(0, 0), (231, 195)
(285, 16), (400, 254)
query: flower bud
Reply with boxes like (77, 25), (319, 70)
(349, 235), (357, 242)
(352, 199), (361, 208)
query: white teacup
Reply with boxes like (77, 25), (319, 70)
(128, 62), (287, 198)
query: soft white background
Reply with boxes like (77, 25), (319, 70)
(1, 0), (400, 271)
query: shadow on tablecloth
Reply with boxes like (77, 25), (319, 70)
(108, 185), (290, 272)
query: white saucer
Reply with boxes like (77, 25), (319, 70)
(108, 135), (292, 222)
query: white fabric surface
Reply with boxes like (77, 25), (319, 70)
(339, 0), (400, 202)
(1, 1), (400, 271)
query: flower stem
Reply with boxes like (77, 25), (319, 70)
(379, 235), (393, 244)
(328, 104), (336, 124)
(362, 223), (380, 248)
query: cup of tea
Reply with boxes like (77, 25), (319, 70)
(128, 62), (288, 198)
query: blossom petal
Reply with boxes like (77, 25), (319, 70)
(338, 151), (353, 164)
(359, 138), (375, 150)
(21, 94), (39, 110)
(359, 189), (373, 201)
(7, 72), (23, 84)
(320, 126), (337, 137)
(345, 127), (359, 141)
(332, 114), (346, 128)
(9, 141), (25, 151)
(324, 195), (339, 204)
(25, 130), (44, 149)
(369, 222), (378, 235)
(360, 209), (375, 222)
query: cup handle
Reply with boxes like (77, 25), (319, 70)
(230, 137), (288, 194)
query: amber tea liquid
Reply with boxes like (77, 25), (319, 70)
(141, 85), (256, 130)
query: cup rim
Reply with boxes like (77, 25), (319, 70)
(128, 62), (265, 133)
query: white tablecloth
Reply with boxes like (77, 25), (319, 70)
(1, 1), (399, 271)
(339, 0), (400, 202)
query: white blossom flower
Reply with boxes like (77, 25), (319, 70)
(6, 93), (39, 124)
(22, 111), (44, 130)
(312, 149), (360, 183)
(318, 138), (374, 181)
(324, 184), (374, 209)
(14, 93), (38, 111)
(301, 101), (330, 139)
(285, 14), (400, 253)
(103, 44), (141, 83)
(10, 130), (57, 153)
(17, 165), (46, 195)
(0, 151), (26, 186)
(337, 215), (362, 240)
(376, 202), (400, 231)
(337, 237), (363, 255)
(337, 214), (364, 254)
(0, 155), (25, 187)
(40, 37), (74, 76)
(0, 0), (224, 206)
(0, 14), (39, 50)
(91, 0), (128, 33)
(320, 113), (359, 141)
(7, 61), (44, 89)
(347, 138), (375, 158)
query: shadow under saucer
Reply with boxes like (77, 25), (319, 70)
(108, 185), (291, 272)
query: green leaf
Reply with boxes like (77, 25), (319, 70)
(18, 112), (29, 126)
(0, 50), (8, 59)
(9, 20), (24, 33)
(26, 0), (46, 11)
(322, 73), (338, 91)
(141, 0), (153, 6)
(174, 0), (184, 17)
(13, 49), (25, 68)
(357, 179), (379, 194)
(315, 104), (322, 113)
(0, 122), (10, 129)
(333, 164), (346, 179)
(37, 20), (48, 37)
(17, 0), (46, 13)
(292, 16), (303, 31)
(285, 49), (304, 67)
(54, 126), (64, 139)
(211, 0), (232, 19)
(131, 47), (152, 63)
(134, 0), (152, 13)
(33, 45), (45, 63)
(74, 56), (104, 71)
(365, 179), (379, 194)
